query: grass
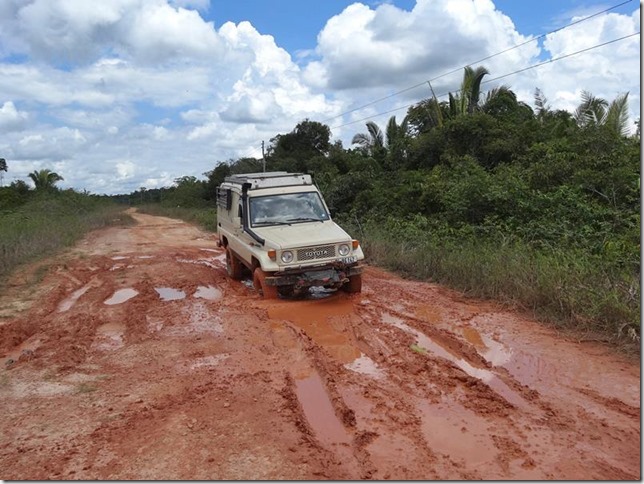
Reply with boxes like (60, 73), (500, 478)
(0, 191), (134, 282)
(357, 221), (640, 347)
(136, 204), (217, 232)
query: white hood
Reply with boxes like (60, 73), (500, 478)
(253, 221), (351, 249)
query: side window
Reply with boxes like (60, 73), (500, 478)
(238, 200), (243, 220)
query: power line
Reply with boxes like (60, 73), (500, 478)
(329, 31), (640, 131)
(320, 0), (634, 125)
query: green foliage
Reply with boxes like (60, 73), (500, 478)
(0, 190), (132, 280)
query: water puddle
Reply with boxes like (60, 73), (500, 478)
(462, 327), (513, 367)
(344, 354), (385, 379)
(268, 296), (361, 365)
(104, 288), (139, 305)
(417, 399), (497, 464)
(155, 287), (186, 301)
(382, 312), (525, 408)
(94, 322), (125, 350)
(199, 248), (219, 253)
(194, 285), (222, 301)
(58, 284), (91, 312)
(294, 372), (351, 447)
(111, 256), (129, 260)
(137, 255), (155, 259)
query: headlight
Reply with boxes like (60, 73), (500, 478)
(338, 244), (350, 256)
(281, 251), (294, 263)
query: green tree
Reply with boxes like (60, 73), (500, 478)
(28, 169), (64, 190)
(574, 91), (631, 137)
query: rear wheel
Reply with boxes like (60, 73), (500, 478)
(226, 248), (243, 280)
(342, 274), (362, 293)
(253, 267), (278, 299)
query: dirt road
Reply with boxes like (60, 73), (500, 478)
(0, 211), (639, 480)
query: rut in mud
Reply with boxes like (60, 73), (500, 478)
(0, 211), (639, 480)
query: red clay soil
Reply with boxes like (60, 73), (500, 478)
(0, 211), (639, 480)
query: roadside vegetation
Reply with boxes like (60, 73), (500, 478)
(81, 69), (644, 344)
(0, 172), (132, 281)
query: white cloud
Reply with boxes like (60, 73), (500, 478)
(0, 0), (638, 194)
(0, 101), (29, 131)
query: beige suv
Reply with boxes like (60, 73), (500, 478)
(216, 172), (364, 298)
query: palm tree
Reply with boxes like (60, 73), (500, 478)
(352, 116), (410, 169)
(28, 169), (64, 190)
(352, 121), (385, 156)
(448, 66), (490, 116)
(575, 90), (630, 136)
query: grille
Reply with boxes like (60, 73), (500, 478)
(297, 245), (336, 261)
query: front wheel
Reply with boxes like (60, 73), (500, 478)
(342, 274), (362, 293)
(253, 268), (279, 299)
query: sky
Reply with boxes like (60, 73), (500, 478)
(0, 0), (640, 195)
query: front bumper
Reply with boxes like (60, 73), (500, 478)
(263, 263), (363, 289)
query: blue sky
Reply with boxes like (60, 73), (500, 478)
(0, 0), (639, 194)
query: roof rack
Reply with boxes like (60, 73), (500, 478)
(223, 172), (312, 190)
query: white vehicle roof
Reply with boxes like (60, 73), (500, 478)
(223, 172), (312, 190)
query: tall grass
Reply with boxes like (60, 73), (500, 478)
(348, 218), (640, 344)
(0, 191), (133, 280)
(136, 204), (217, 232)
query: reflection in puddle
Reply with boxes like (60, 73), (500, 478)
(137, 255), (155, 259)
(462, 327), (513, 367)
(294, 372), (351, 447)
(344, 354), (385, 379)
(199, 248), (219, 253)
(309, 286), (336, 299)
(111, 256), (129, 260)
(155, 287), (186, 301)
(268, 296), (361, 365)
(104, 288), (139, 305)
(194, 285), (222, 301)
(381, 312), (525, 407)
(58, 284), (91, 312)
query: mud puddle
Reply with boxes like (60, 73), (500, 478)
(104, 288), (139, 305)
(155, 287), (186, 301)
(194, 285), (222, 301)
(267, 295), (362, 365)
(381, 312), (526, 408)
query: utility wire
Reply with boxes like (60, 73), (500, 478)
(329, 31), (640, 131)
(320, 0), (634, 124)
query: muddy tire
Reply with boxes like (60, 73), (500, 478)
(253, 267), (278, 299)
(226, 248), (243, 280)
(342, 274), (362, 293)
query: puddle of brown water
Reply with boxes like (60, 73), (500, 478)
(194, 285), (222, 301)
(155, 287), (186, 301)
(417, 399), (498, 465)
(267, 296), (361, 365)
(462, 327), (512, 367)
(344, 354), (385, 379)
(294, 372), (351, 448)
(382, 313), (525, 408)
(58, 284), (92, 312)
(104, 288), (139, 305)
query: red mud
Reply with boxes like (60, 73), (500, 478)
(0, 210), (639, 480)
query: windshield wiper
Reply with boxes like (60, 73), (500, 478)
(253, 221), (291, 226)
(286, 217), (325, 223)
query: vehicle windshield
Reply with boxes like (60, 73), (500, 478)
(249, 192), (330, 227)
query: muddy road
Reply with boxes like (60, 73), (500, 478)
(0, 211), (639, 480)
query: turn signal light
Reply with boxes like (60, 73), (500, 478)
(352, 239), (360, 249)
(268, 249), (276, 260)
